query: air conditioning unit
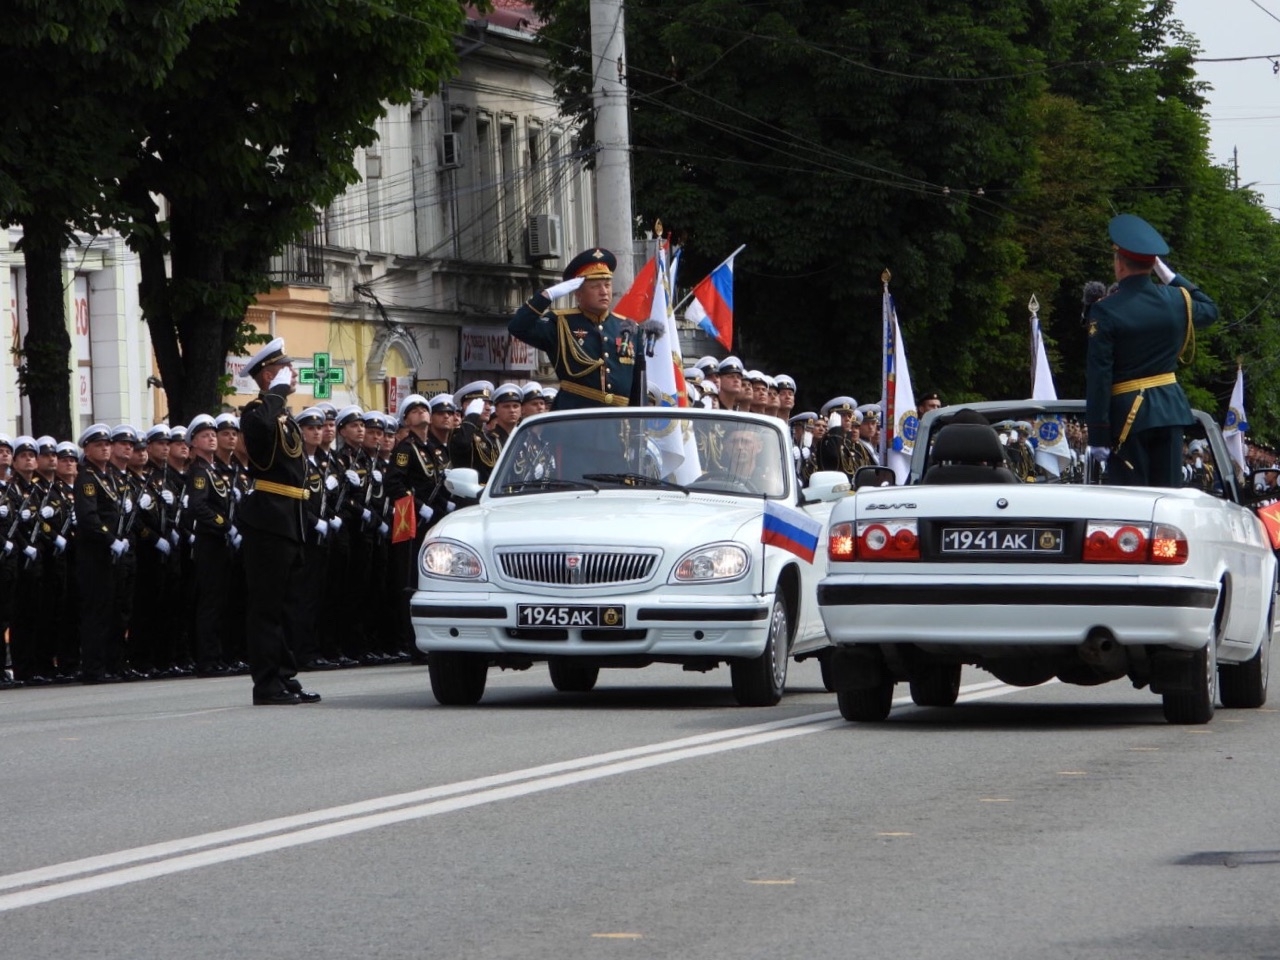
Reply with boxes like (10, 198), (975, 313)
(439, 132), (462, 169)
(527, 213), (562, 260)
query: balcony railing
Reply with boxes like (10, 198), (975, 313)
(268, 225), (325, 285)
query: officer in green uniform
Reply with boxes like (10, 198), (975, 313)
(1085, 214), (1218, 486)
(508, 247), (638, 410)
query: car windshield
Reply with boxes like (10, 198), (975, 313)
(490, 412), (788, 498)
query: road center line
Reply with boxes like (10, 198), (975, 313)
(0, 680), (1025, 912)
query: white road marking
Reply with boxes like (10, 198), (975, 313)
(0, 680), (1030, 912)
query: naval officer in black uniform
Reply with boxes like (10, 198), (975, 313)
(237, 338), (319, 705)
(1085, 214), (1218, 486)
(508, 247), (638, 410)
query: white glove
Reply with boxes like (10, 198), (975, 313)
(0, 504), (8, 519)
(1, 541), (10, 556)
(372, 469), (383, 483)
(829, 412), (842, 429)
(181, 494), (189, 508)
(269, 366), (292, 388)
(1088, 445), (1110, 463)
(361, 509), (372, 524)
(123, 497), (133, 513)
(170, 529), (180, 546)
(19, 508), (32, 521)
(314, 518), (329, 538)
(465, 398), (485, 417)
(344, 469), (361, 486)
(792, 447), (801, 463)
(802, 431), (813, 450)
(160, 489), (175, 506)
(53, 535), (66, 554)
(378, 522), (389, 538)
(324, 474), (339, 491)
(231, 533), (242, 550)
(155, 537), (171, 556)
(543, 276), (585, 300)
(40, 505), (55, 519)
(110, 539), (128, 558)
(419, 504), (434, 523)
(187, 533), (195, 546)
(329, 516), (343, 532)
(137, 493), (152, 511)
(1153, 257), (1175, 284)
(801, 448), (811, 461)
(22, 545), (37, 561)
(232, 486), (242, 502)
(446, 501), (457, 513)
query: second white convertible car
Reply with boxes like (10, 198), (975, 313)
(412, 407), (847, 706)
(818, 401), (1276, 725)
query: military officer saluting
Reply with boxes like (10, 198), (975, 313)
(1085, 214), (1218, 486)
(508, 247), (638, 409)
(449, 380), (501, 482)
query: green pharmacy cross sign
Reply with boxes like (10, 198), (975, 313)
(298, 352), (345, 399)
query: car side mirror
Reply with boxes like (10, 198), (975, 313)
(444, 467), (483, 500)
(853, 465), (896, 490)
(801, 470), (851, 503)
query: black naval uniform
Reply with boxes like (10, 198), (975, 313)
(385, 429), (451, 657)
(238, 382), (308, 702)
(74, 461), (122, 682)
(187, 454), (233, 674)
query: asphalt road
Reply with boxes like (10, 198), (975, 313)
(3, 660), (1279, 960)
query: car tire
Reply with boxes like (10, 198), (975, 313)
(1162, 641), (1217, 724)
(836, 679), (894, 722)
(731, 594), (789, 707)
(908, 663), (962, 707)
(1220, 599), (1271, 709)
(818, 650), (836, 693)
(428, 651), (488, 705)
(548, 659), (600, 693)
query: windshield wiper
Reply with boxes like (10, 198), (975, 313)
(499, 478), (600, 493)
(582, 472), (689, 493)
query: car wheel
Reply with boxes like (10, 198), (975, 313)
(548, 658), (600, 692)
(731, 594), (789, 706)
(908, 663), (962, 707)
(1220, 598), (1272, 709)
(1162, 641), (1217, 724)
(818, 650), (836, 693)
(836, 678), (894, 722)
(428, 651), (488, 705)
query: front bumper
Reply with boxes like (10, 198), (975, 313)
(817, 574), (1219, 650)
(411, 589), (773, 659)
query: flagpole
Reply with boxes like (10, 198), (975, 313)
(672, 244), (747, 315)
(1028, 293), (1040, 397)
(880, 269), (892, 465)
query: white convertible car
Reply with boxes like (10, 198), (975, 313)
(818, 400), (1276, 724)
(411, 407), (847, 706)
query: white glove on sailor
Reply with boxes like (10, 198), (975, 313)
(40, 505), (55, 520)
(371, 469), (383, 483)
(419, 504), (434, 523)
(269, 366), (292, 389)
(1152, 257), (1175, 285)
(378, 522), (389, 538)
(110, 538), (128, 558)
(19, 508), (32, 522)
(170, 529), (181, 546)
(123, 497), (133, 513)
(228, 525), (239, 541)
(801, 448), (811, 462)
(543, 276), (585, 300)
(314, 518), (329, 539)
(446, 501), (457, 513)
(231, 533), (243, 550)
(137, 493), (152, 511)
(324, 474), (339, 491)
(344, 469), (361, 487)
(155, 537), (171, 556)
(0, 504), (8, 519)
(792, 447), (801, 464)
(465, 398), (485, 418)
(1, 541), (11, 556)
(361, 508), (373, 524)
(22, 545), (37, 561)
(828, 412), (842, 430)
(329, 516), (343, 532)
(1087, 445), (1110, 463)
(232, 486), (242, 502)
(53, 535), (66, 555)
(160, 489), (175, 506)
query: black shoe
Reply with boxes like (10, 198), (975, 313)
(335, 656), (359, 669)
(295, 689), (322, 703)
(301, 658), (340, 671)
(228, 661), (250, 675)
(358, 652), (382, 666)
(24, 675), (53, 686)
(196, 665), (230, 678)
(0, 678), (23, 689)
(252, 690), (301, 706)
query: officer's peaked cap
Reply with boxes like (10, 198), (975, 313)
(562, 247), (616, 283)
(242, 337), (290, 379)
(1108, 214), (1169, 262)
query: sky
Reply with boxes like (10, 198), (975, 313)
(1174, 0), (1280, 215)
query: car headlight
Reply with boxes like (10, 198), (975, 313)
(671, 543), (749, 583)
(421, 539), (486, 581)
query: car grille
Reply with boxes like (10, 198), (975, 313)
(497, 550), (658, 586)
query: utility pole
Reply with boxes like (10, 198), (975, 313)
(589, 0), (636, 294)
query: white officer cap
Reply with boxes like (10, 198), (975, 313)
(397, 394), (429, 419)
(55, 441), (79, 459)
(717, 356), (744, 376)
(187, 414), (217, 439)
(542, 387), (558, 403)
(78, 424), (111, 447)
(335, 404), (363, 429)
(296, 407), (327, 428)
(168, 426), (188, 443)
(12, 435), (37, 455)
(856, 404), (882, 424)
(35, 435), (58, 455)
(701, 380), (719, 396)
(0, 434), (11, 450)
(521, 383), (544, 402)
(428, 393), (458, 414)
(492, 383), (523, 405)
(686, 382), (702, 404)
(696, 355), (720, 374)
(683, 367), (704, 385)
(455, 381), (494, 404)
(214, 413), (240, 432)
(110, 424), (140, 444)
(242, 337), (289, 379)
(145, 425), (171, 444)
(774, 374), (796, 392)
(820, 396), (858, 417)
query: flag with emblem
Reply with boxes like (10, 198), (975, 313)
(1030, 307), (1071, 477)
(761, 500), (822, 563)
(883, 287), (916, 485)
(1224, 365), (1248, 473)
(391, 493), (417, 544)
(641, 239), (702, 484)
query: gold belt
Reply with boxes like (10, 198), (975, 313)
(1112, 372), (1176, 396)
(254, 479), (310, 500)
(557, 381), (630, 406)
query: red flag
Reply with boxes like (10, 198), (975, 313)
(613, 250), (660, 320)
(391, 494), (417, 544)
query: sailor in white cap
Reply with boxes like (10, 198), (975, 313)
(716, 356), (745, 410)
(237, 337), (321, 704)
(0, 432), (13, 483)
(292, 406), (342, 672)
(815, 397), (865, 480)
(7, 435), (55, 685)
(450, 382), (501, 484)
(774, 374), (796, 420)
(854, 404), (883, 467)
(185, 413), (235, 678)
(488, 383), (524, 447)
(73, 423), (126, 683)
(520, 384), (546, 420)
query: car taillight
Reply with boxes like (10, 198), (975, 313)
(829, 522), (856, 561)
(1083, 521), (1187, 564)
(857, 519), (920, 561)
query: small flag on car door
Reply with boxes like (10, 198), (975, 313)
(761, 500), (822, 563)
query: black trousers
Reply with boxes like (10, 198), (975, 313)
(76, 542), (116, 680)
(1108, 425), (1184, 488)
(240, 527), (302, 698)
(193, 535), (229, 670)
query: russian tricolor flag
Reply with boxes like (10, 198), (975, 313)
(684, 255), (737, 351)
(761, 500), (822, 564)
